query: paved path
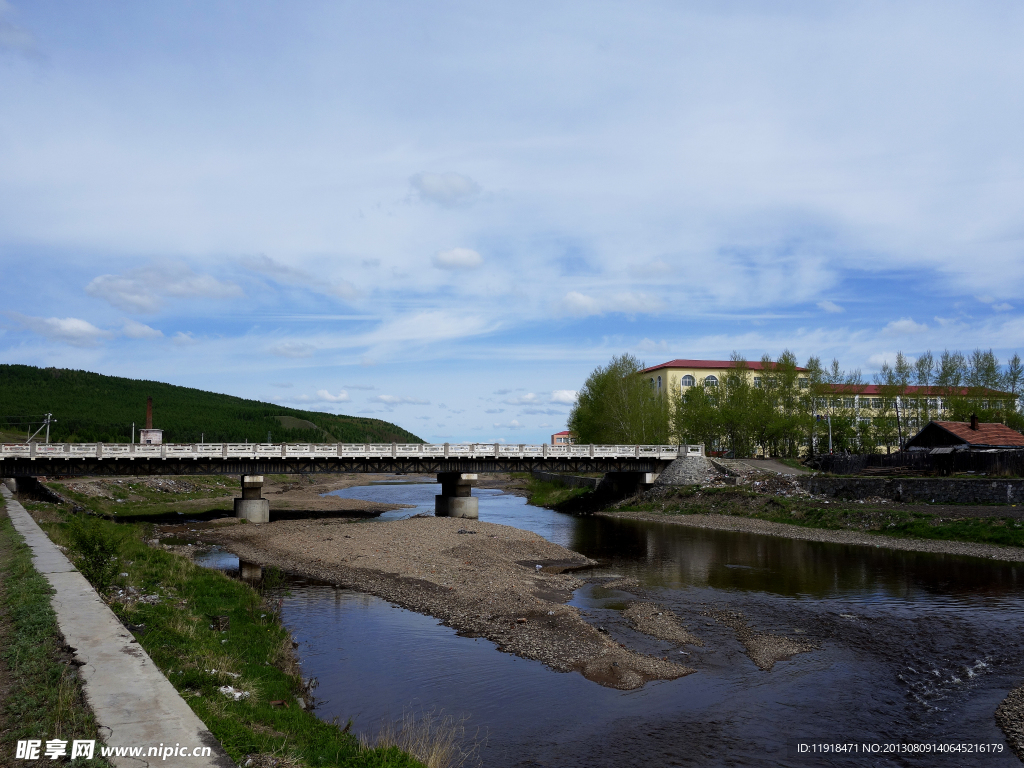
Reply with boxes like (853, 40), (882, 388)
(1, 486), (233, 768)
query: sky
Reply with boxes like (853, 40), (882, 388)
(2, 1), (1023, 444)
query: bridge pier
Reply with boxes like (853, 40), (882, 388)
(234, 475), (270, 523)
(435, 472), (478, 519)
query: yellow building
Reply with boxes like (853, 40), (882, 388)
(640, 359), (810, 394)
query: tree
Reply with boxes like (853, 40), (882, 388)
(568, 354), (670, 444)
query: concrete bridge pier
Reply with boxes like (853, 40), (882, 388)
(601, 471), (659, 497)
(435, 472), (479, 519)
(234, 475), (270, 523)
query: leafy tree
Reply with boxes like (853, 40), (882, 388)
(568, 354), (670, 444)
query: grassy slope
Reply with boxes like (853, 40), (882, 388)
(31, 507), (423, 768)
(617, 486), (1024, 548)
(0, 505), (111, 767)
(0, 365), (422, 445)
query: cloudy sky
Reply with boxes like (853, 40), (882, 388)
(2, 1), (1023, 443)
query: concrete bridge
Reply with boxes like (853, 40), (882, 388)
(1, 442), (702, 521)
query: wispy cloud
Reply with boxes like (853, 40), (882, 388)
(410, 172), (481, 207)
(11, 313), (111, 347)
(374, 395), (431, 405)
(85, 264), (242, 314)
(432, 248), (483, 270)
(269, 341), (316, 358)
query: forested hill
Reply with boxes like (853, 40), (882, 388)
(0, 365), (423, 444)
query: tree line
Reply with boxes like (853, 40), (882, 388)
(568, 350), (1024, 457)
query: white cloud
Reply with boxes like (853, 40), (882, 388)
(315, 389), (350, 402)
(120, 319), (163, 339)
(13, 314), (111, 347)
(502, 392), (540, 405)
(484, 408), (505, 414)
(560, 291), (659, 317)
(817, 300), (843, 313)
(86, 264), (242, 314)
(883, 317), (928, 335)
(992, 303), (1014, 312)
(172, 331), (198, 345)
(550, 389), (577, 404)
(374, 395), (431, 405)
(562, 291), (602, 317)
(493, 419), (525, 430)
(432, 248), (483, 270)
(410, 172), (481, 207)
(270, 341), (316, 358)
(240, 255), (358, 301)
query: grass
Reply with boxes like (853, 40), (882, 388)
(0, 505), (111, 767)
(46, 476), (236, 521)
(37, 509), (425, 767)
(517, 477), (594, 510)
(617, 485), (1024, 548)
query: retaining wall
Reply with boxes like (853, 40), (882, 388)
(798, 476), (1024, 505)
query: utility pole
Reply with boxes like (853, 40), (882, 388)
(132, 422), (135, 444)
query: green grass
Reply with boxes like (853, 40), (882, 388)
(44, 477), (236, 521)
(42, 512), (424, 767)
(0, 507), (111, 767)
(520, 477), (594, 509)
(617, 486), (1024, 548)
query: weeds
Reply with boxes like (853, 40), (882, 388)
(361, 710), (481, 768)
(62, 513), (132, 592)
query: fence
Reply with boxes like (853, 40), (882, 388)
(807, 449), (1024, 477)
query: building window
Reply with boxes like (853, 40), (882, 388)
(681, 375), (695, 387)
(657, 375), (662, 391)
(704, 375), (718, 387)
(928, 399), (938, 409)
(753, 376), (762, 388)
(871, 398), (882, 409)
(843, 398), (854, 408)
(798, 378), (809, 389)
(859, 417), (871, 426)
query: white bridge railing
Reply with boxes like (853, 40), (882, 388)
(0, 442), (699, 461)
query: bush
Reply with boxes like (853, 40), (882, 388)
(63, 514), (132, 592)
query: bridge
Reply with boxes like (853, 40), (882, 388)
(0, 441), (701, 521)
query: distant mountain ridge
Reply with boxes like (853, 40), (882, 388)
(0, 365), (422, 445)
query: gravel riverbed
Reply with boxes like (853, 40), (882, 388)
(206, 515), (694, 689)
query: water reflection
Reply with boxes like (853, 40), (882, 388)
(188, 481), (1024, 766)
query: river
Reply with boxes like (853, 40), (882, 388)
(198, 481), (1024, 767)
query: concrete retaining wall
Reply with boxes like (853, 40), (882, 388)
(798, 476), (1024, 505)
(531, 471), (601, 490)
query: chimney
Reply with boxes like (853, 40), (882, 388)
(146, 397), (153, 430)
(970, 413), (978, 431)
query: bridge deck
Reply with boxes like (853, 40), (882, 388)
(0, 442), (700, 478)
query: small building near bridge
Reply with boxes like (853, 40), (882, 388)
(551, 430), (575, 445)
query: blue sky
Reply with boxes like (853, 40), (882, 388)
(2, 1), (1023, 443)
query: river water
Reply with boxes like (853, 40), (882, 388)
(198, 482), (1024, 767)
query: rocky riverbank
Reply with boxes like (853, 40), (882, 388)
(205, 515), (693, 690)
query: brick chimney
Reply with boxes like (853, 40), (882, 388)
(146, 397), (153, 430)
(970, 413), (978, 431)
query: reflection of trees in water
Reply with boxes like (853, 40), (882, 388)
(571, 517), (1024, 601)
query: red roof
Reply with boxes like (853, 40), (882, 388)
(823, 385), (1009, 396)
(642, 359), (808, 373)
(552, 430), (572, 436)
(925, 421), (1024, 447)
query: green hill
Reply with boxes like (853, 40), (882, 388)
(0, 365), (423, 445)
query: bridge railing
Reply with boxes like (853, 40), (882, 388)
(0, 442), (690, 460)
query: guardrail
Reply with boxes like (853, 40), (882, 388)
(0, 442), (691, 461)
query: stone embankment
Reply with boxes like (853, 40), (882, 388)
(797, 476), (1024, 505)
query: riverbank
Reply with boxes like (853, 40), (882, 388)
(0, 504), (111, 768)
(13, 492), (426, 767)
(206, 515), (695, 690)
(601, 507), (1024, 562)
